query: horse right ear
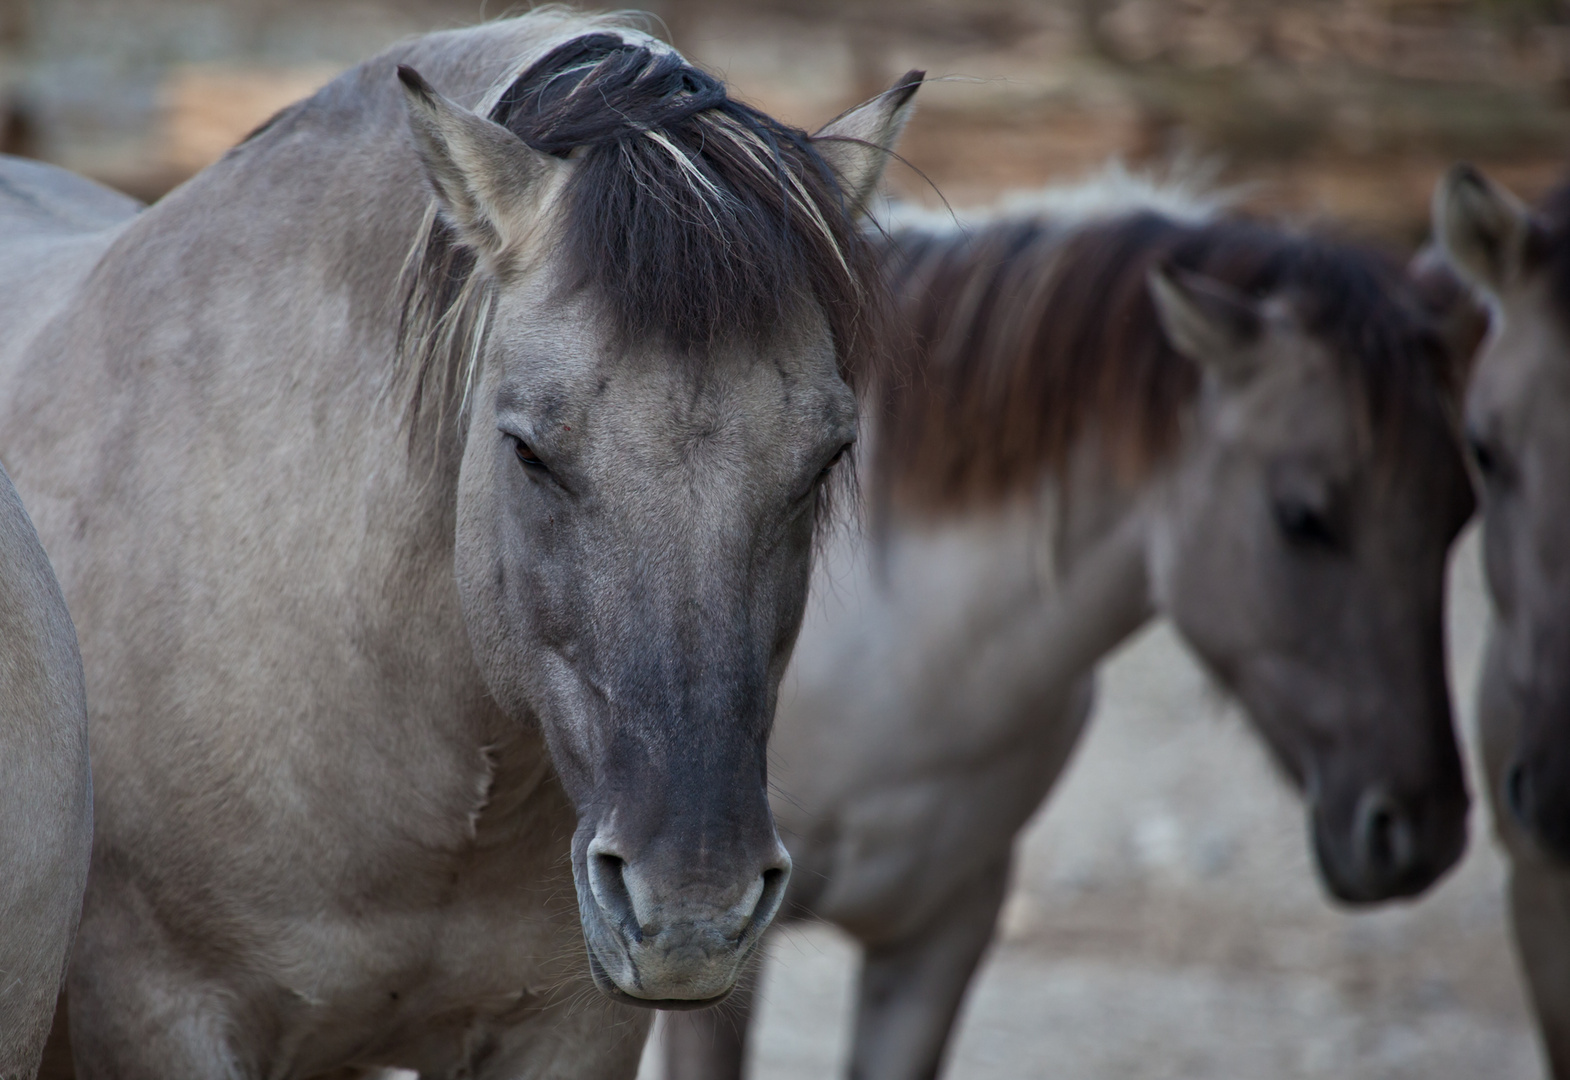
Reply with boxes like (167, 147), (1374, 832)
(1433, 163), (1540, 296)
(1408, 243), (1490, 391)
(1148, 263), (1263, 385)
(811, 69), (923, 217)
(398, 65), (561, 266)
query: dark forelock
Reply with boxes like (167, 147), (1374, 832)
(492, 34), (877, 364)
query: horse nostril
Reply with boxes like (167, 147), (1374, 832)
(1355, 789), (1415, 883)
(1506, 762), (1533, 827)
(587, 850), (642, 943)
(743, 864), (790, 940)
(1367, 808), (1397, 869)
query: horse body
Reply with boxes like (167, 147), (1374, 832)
(668, 178), (1475, 1080)
(0, 449), (92, 1080)
(0, 14), (916, 1077)
(1435, 166), (1570, 1079)
(752, 486), (1141, 1079)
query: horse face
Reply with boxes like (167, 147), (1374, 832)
(453, 277), (853, 1005)
(1146, 267), (1474, 904)
(1437, 165), (1570, 864)
(396, 55), (915, 1004)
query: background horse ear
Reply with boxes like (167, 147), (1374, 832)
(1408, 243), (1491, 394)
(810, 69), (924, 216)
(1147, 262), (1263, 385)
(1433, 163), (1541, 296)
(397, 64), (560, 264)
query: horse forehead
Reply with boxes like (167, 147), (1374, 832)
(1225, 339), (1357, 455)
(609, 349), (849, 454)
(497, 293), (844, 424)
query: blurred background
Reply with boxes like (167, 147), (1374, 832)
(2, 0), (1569, 236)
(2, 1), (1565, 1076)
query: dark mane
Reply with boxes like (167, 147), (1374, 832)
(397, 31), (882, 438)
(865, 207), (1456, 511)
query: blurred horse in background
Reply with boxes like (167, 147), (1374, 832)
(667, 169), (1477, 1080)
(0, 12), (918, 1077)
(0, 441), (91, 1079)
(1435, 163), (1570, 1080)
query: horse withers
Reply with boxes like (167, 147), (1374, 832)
(0, 13), (917, 1077)
(1434, 163), (1570, 1079)
(667, 172), (1476, 1080)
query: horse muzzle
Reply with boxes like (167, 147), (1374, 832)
(576, 830), (791, 1007)
(1311, 783), (1466, 904)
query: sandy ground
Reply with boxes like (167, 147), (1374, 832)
(638, 526), (1547, 1079)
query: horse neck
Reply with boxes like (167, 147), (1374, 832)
(965, 454), (1157, 711)
(827, 437), (1157, 733)
(66, 29), (564, 754)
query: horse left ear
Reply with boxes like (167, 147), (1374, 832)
(397, 64), (562, 265)
(810, 70), (924, 216)
(1148, 262), (1263, 385)
(1433, 163), (1541, 297)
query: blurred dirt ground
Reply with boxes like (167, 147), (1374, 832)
(639, 529), (1543, 1079)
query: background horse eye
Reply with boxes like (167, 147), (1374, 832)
(1466, 432), (1507, 484)
(1273, 499), (1339, 549)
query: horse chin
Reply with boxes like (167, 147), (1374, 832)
(1311, 824), (1397, 906)
(583, 940), (736, 1011)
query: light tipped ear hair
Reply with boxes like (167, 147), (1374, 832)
(1148, 262), (1263, 384)
(397, 64), (559, 262)
(810, 69), (924, 216)
(1433, 163), (1539, 296)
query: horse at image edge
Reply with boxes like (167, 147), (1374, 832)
(1435, 162), (1570, 1080)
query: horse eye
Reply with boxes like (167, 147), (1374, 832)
(510, 435), (545, 469)
(1466, 431), (1505, 483)
(817, 444), (851, 482)
(1274, 499), (1339, 549)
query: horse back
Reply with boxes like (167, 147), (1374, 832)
(0, 155), (142, 239)
(0, 157), (141, 382)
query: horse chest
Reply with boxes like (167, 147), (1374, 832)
(267, 832), (592, 1072)
(253, 746), (595, 1070)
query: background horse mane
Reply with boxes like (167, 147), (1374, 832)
(867, 175), (1457, 512)
(396, 23), (884, 442)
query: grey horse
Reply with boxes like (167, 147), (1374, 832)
(666, 172), (1477, 1080)
(1434, 163), (1570, 1080)
(0, 449), (91, 1079)
(0, 12), (917, 1077)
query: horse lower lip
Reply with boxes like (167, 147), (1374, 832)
(584, 943), (735, 1010)
(1312, 819), (1435, 905)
